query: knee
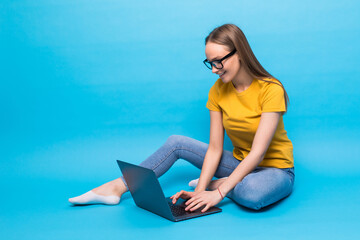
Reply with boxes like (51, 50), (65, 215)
(231, 182), (266, 210)
(230, 193), (265, 210)
(166, 135), (187, 147)
(240, 196), (264, 210)
(229, 168), (294, 211)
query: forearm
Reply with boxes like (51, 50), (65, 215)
(218, 151), (263, 196)
(195, 147), (223, 192)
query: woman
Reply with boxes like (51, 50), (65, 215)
(69, 23), (294, 211)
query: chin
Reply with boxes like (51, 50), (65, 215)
(220, 76), (231, 83)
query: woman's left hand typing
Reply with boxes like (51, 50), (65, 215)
(184, 190), (223, 213)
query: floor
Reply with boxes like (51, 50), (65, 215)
(1, 120), (360, 240)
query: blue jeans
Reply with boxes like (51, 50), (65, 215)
(120, 135), (295, 210)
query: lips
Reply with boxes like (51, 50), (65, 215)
(219, 71), (226, 77)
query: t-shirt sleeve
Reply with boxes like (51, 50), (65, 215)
(206, 82), (222, 112)
(261, 82), (286, 112)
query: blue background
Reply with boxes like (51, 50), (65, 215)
(1, 0), (360, 239)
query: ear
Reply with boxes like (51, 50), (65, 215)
(235, 54), (241, 62)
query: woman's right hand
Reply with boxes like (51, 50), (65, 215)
(170, 190), (198, 204)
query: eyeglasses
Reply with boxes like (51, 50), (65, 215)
(203, 49), (237, 70)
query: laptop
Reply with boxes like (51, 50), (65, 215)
(117, 160), (222, 222)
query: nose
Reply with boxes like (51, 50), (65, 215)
(211, 65), (219, 74)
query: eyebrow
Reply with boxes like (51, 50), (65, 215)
(207, 56), (222, 61)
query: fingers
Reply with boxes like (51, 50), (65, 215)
(171, 190), (183, 204)
(201, 204), (211, 213)
(184, 194), (207, 212)
(185, 193), (201, 206)
(188, 201), (206, 212)
(171, 190), (190, 204)
(183, 191), (216, 212)
(185, 198), (203, 211)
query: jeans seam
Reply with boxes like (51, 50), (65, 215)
(177, 147), (238, 171)
(151, 147), (179, 171)
(218, 162), (237, 171)
(151, 147), (205, 171)
(151, 147), (236, 172)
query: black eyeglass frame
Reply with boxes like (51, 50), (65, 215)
(203, 49), (237, 70)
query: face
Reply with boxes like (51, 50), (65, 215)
(204, 42), (241, 83)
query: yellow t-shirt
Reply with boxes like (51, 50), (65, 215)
(206, 78), (294, 168)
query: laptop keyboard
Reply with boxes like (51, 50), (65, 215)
(168, 202), (192, 217)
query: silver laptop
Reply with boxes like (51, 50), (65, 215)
(117, 160), (222, 222)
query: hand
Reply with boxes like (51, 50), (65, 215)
(170, 190), (197, 205)
(184, 190), (223, 213)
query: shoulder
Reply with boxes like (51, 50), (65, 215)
(208, 78), (225, 95)
(257, 78), (284, 95)
(211, 78), (225, 90)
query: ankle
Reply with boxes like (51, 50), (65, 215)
(92, 179), (127, 197)
(111, 178), (128, 195)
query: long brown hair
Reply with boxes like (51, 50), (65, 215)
(205, 23), (289, 113)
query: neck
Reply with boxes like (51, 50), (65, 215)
(231, 70), (254, 92)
